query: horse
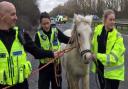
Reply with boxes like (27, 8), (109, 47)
(61, 14), (93, 89)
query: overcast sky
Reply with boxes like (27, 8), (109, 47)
(36, 0), (68, 12)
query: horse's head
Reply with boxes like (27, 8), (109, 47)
(72, 14), (93, 64)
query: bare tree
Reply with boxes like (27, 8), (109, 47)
(50, 0), (128, 19)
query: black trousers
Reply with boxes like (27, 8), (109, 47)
(98, 73), (120, 89)
(38, 63), (62, 89)
(97, 61), (120, 89)
(0, 79), (29, 89)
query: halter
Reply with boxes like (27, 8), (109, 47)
(81, 49), (91, 57)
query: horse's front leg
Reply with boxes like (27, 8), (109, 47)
(82, 66), (90, 89)
(67, 73), (80, 89)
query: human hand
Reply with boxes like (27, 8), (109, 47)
(54, 51), (64, 59)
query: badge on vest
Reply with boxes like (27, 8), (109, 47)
(53, 39), (58, 46)
(41, 35), (47, 40)
(13, 51), (22, 56)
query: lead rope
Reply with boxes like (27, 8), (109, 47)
(54, 62), (61, 87)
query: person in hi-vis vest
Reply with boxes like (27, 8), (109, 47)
(34, 12), (70, 89)
(0, 1), (64, 89)
(91, 9), (126, 89)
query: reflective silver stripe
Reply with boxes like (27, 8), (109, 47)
(104, 63), (124, 72)
(110, 52), (118, 62)
(106, 54), (110, 65)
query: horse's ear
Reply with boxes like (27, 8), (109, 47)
(85, 15), (93, 25)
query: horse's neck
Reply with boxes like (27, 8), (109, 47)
(68, 42), (76, 48)
(68, 44), (80, 55)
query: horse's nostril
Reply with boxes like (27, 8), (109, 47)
(82, 54), (89, 64)
(83, 54), (86, 59)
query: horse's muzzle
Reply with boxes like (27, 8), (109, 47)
(81, 50), (92, 64)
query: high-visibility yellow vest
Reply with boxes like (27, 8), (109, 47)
(0, 26), (32, 85)
(91, 24), (125, 80)
(37, 27), (61, 64)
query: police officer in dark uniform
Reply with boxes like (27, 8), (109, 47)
(35, 12), (70, 89)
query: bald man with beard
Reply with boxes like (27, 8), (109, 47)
(0, 1), (64, 89)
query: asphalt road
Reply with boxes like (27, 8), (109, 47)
(28, 23), (128, 89)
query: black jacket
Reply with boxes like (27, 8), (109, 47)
(0, 28), (54, 59)
(97, 26), (109, 73)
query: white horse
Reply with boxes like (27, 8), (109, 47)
(61, 14), (93, 89)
